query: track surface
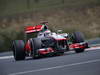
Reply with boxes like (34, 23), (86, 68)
(0, 48), (100, 75)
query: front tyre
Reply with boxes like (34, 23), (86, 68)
(73, 32), (84, 43)
(29, 38), (42, 59)
(12, 40), (25, 61)
(72, 32), (85, 53)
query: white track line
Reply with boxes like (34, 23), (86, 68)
(0, 56), (13, 60)
(85, 47), (100, 51)
(9, 59), (100, 75)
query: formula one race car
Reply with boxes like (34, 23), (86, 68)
(12, 22), (88, 61)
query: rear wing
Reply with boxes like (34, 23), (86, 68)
(25, 25), (44, 34)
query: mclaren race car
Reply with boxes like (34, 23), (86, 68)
(12, 22), (88, 61)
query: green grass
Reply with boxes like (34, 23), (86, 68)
(0, 0), (99, 16)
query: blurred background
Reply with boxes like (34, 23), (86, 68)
(0, 0), (100, 52)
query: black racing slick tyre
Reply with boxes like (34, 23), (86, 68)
(12, 40), (25, 61)
(29, 38), (42, 59)
(73, 32), (85, 43)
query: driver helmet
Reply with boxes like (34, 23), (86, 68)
(44, 30), (51, 36)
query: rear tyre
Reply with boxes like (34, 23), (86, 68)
(73, 32), (84, 43)
(12, 40), (25, 61)
(29, 38), (42, 59)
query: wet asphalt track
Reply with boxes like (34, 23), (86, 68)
(0, 48), (100, 75)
